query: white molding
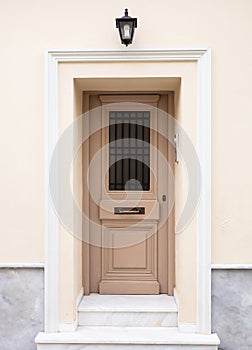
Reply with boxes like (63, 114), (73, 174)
(44, 50), (59, 333)
(174, 289), (197, 334)
(58, 322), (78, 332)
(196, 49), (212, 335)
(47, 48), (208, 62)
(0, 263), (44, 268)
(45, 48), (211, 334)
(75, 287), (84, 327)
(212, 264), (252, 269)
(76, 287), (84, 308)
(58, 287), (84, 332)
(173, 288), (179, 308)
(178, 323), (197, 334)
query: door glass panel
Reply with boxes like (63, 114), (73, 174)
(109, 111), (150, 191)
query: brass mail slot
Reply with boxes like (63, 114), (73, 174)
(114, 207), (145, 215)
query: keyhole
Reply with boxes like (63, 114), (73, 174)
(162, 194), (166, 202)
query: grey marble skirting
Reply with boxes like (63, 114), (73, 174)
(1, 267), (251, 350)
(212, 269), (252, 350)
(0, 268), (44, 350)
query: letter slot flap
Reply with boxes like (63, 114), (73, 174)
(114, 207), (145, 215)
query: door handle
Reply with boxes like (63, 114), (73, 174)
(114, 207), (145, 215)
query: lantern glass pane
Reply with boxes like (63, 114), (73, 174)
(120, 21), (133, 40)
(123, 24), (130, 39)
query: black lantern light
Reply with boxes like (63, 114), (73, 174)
(116, 9), (137, 46)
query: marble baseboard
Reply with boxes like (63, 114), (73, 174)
(212, 269), (252, 350)
(0, 268), (44, 350)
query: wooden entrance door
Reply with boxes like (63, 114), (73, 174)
(83, 93), (174, 295)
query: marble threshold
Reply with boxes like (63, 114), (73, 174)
(35, 326), (220, 349)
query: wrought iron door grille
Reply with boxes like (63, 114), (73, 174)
(109, 111), (150, 191)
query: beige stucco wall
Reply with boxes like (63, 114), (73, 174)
(1, 0), (252, 324)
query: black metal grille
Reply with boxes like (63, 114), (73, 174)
(109, 111), (150, 191)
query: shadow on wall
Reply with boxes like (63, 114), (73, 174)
(212, 269), (252, 350)
(0, 268), (44, 350)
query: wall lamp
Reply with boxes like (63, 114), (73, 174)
(116, 9), (137, 46)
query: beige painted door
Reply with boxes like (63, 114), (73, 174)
(83, 93), (174, 295)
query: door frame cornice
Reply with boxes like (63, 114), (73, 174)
(45, 48), (211, 334)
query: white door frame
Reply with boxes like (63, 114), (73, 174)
(45, 48), (211, 334)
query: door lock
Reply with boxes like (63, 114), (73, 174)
(162, 194), (166, 202)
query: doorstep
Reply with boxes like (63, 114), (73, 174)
(35, 326), (220, 350)
(78, 294), (178, 327)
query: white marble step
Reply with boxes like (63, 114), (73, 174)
(36, 326), (220, 350)
(78, 294), (178, 327)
